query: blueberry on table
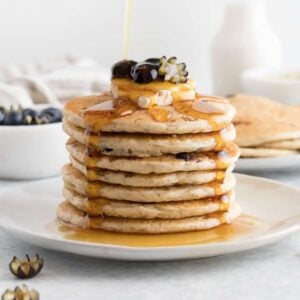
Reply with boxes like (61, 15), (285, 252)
(112, 60), (137, 79)
(39, 107), (62, 123)
(3, 111), (23, 125)
(131, 62), (159, 84)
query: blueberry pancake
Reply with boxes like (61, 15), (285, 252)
(57, 56), (241, 234)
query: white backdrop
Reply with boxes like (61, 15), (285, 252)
(0, 0), (299, 92)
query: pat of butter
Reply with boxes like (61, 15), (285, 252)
(138, 90), (173, 108)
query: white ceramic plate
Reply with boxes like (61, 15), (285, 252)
(236, 154), (300, 172)
(0, 174), (300, 261)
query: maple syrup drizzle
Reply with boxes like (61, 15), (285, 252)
(148, 106), (172, 122)
(219, 199), (230, 211)
(122, 0), (133, 59)
(80, 98), (138, 204)
(215, 157), (229, 169)
(112, 78), (195, 94)
(216, 170), (226, 181)
(84, 150), (96, 168)
(206, 181), (223, 196)
(86, 169), (99, 181)
(48, 214), (266, 247)
(203, 143), (239, 170)
(172, 99), (229, 131)
(211, 132), (227, 151)
(84, 199), (109, 216)
(112, 78), (196, 106)
(72, 194), (231, 217)
(81, 98), (138, 132)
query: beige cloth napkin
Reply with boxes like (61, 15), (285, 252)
(0, 55), (109, 108)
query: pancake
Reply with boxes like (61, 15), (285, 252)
(64, 186), (234, 219)
(63, 121), (236, 157)
(57, 200), (241, 233)
(229, 94), (300, 147)
(62, 164), (236, 202)
(64, 94), (236, 134)
(240, 147), (298, 158)
(260, 139), (300, 150)
(66, 139), (240, 174)
(70, 155), (233, 187)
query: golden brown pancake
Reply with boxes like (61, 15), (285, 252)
(240, 147), (298, 158)
(229, 94), (300, 147)
(64, 94), (236, 134)
(62, 164), (236, 202)
(260, 139), (300, 150)
(70, 155), (233, 187)
(63, 120), (236, 157)
(66, 139), (240, 174)
(64, 186), (234, 219)
(57, 200), (241, 233)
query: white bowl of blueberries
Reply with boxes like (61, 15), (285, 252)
(0, 105), (68, 179)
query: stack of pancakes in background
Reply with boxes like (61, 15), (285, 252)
(229, 94), (300, 158)
(58, 93), (240, 234)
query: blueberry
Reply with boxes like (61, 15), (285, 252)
(131, 62), (159, 84)
(0, 110), (4, 125)
(39, 107), (62, 123)
(0, 106), (6, 114)
(111, 60), (137, 79)
(36, 115), (51, 124)
(175, 152), (198, 161)
(22, 108), (38, 125)
(3, 111), (23, 125)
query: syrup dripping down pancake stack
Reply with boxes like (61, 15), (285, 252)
(57, 57), (241, 233)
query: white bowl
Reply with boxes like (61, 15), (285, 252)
(242, 69), (300, 105)
(0, 122), (68, 180)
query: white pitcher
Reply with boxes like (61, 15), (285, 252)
(211, 0), (282, 96)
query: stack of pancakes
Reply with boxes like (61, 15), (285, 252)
(229, 94), (300, 158)
(58, 94), (241, 234)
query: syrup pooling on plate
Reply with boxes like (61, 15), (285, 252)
(50, 214), (266, 247)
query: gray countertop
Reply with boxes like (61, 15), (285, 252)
(0, 170), (300, 300)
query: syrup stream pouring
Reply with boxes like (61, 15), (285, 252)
(122, 0), (133, 59)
